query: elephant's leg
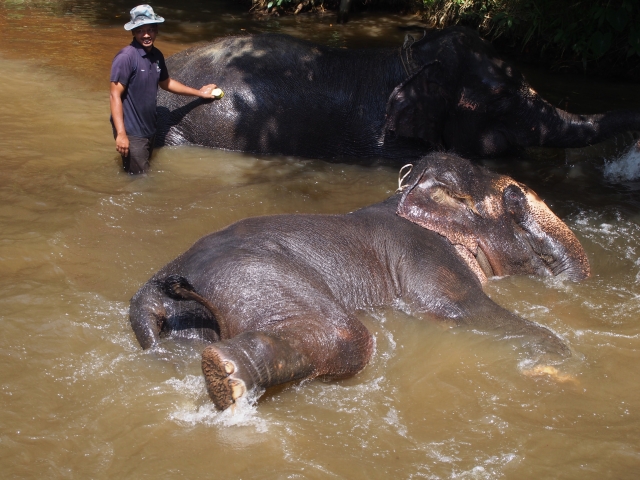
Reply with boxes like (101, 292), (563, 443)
(130, 277), (220, 349)
(202, 331), (313, 410)
(201, 316), (374, 410)
(130, 283), (167, 349)
(457, 294), (571, 359)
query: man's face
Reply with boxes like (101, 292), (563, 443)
(132, 24), (158, 51)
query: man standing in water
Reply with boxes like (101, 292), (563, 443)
(110, 4), (217, 174)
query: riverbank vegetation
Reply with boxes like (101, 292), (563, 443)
(250, 0), (640, 79)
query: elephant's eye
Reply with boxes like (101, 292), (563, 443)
(504, 184), (526, 222)
(431, 186), (479, 215)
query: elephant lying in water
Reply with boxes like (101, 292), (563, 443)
(156, 26), (640, 162)
(129, 153), (590, 410)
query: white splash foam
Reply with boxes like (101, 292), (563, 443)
(604, 142), (640, 182)
(573, 329), (640, 340)
(165, 375), (268, 431)
(383, 407), (408, 437)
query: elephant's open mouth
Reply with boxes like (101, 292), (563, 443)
(453, 244), (495, 284)
(539, 251), (585, 280)
(475, 247), (495, 278)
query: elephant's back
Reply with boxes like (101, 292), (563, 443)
(165, 33), (337, 78)
(148, 206), (484, 325)
(153, 212), (397, 318)
(161, 208), (466, 288)
(157, 34), (401, 157)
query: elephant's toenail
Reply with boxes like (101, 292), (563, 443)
(223, 361), (235, 374)
(230, 379), (246, 400)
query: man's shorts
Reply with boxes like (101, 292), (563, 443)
(113, 130), (155, 174)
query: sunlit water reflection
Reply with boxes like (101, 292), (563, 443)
(1, 1), (639, 478)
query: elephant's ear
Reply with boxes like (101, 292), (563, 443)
(384, 61), (449, 146)
(400, 32), (427, 72)
(396, 162), (480, 253)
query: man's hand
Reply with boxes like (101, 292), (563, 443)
(116, 132), (130, 157)
(159, 78), (219, 99)
(197, 84), (218, 98)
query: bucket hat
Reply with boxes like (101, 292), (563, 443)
(124, 4), (165, 31)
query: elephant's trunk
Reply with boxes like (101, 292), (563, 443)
(547, 232), (591, 282)
(523, 97), (640, 148)
(520, 192), (591, 282)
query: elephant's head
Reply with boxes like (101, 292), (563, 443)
(396, 153), (590, 283)
(385, 27), (640, 156)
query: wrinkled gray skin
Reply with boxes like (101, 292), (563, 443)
(156, 26), (640, 162)
(129, 153), (590, 410)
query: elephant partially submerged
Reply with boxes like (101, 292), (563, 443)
(129, 153), (590, 410)
(156, 27), (640, 161)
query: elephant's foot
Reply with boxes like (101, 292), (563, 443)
(522, 365), (579, 385)
(201, 345), (254, 410)
(201, 331), (316, 410)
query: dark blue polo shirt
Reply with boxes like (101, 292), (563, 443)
(110, 39), (169, 138)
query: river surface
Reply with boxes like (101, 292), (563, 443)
(1, 1), (640, 478)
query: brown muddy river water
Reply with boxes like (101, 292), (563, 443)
(1, 1), (640, 478)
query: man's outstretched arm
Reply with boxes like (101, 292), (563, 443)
(159, 78), (217, 98)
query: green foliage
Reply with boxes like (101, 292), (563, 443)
(249, 0), (638, 74)
(252, 0), (423, 16)
(421, 0), (640, 66)
(267, 0), (292, 9)
(252, 0), (335, 15)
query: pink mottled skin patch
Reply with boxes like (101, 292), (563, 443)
(458, 90), (478, 111)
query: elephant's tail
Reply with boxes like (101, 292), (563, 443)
(161, 275), (230, 339)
